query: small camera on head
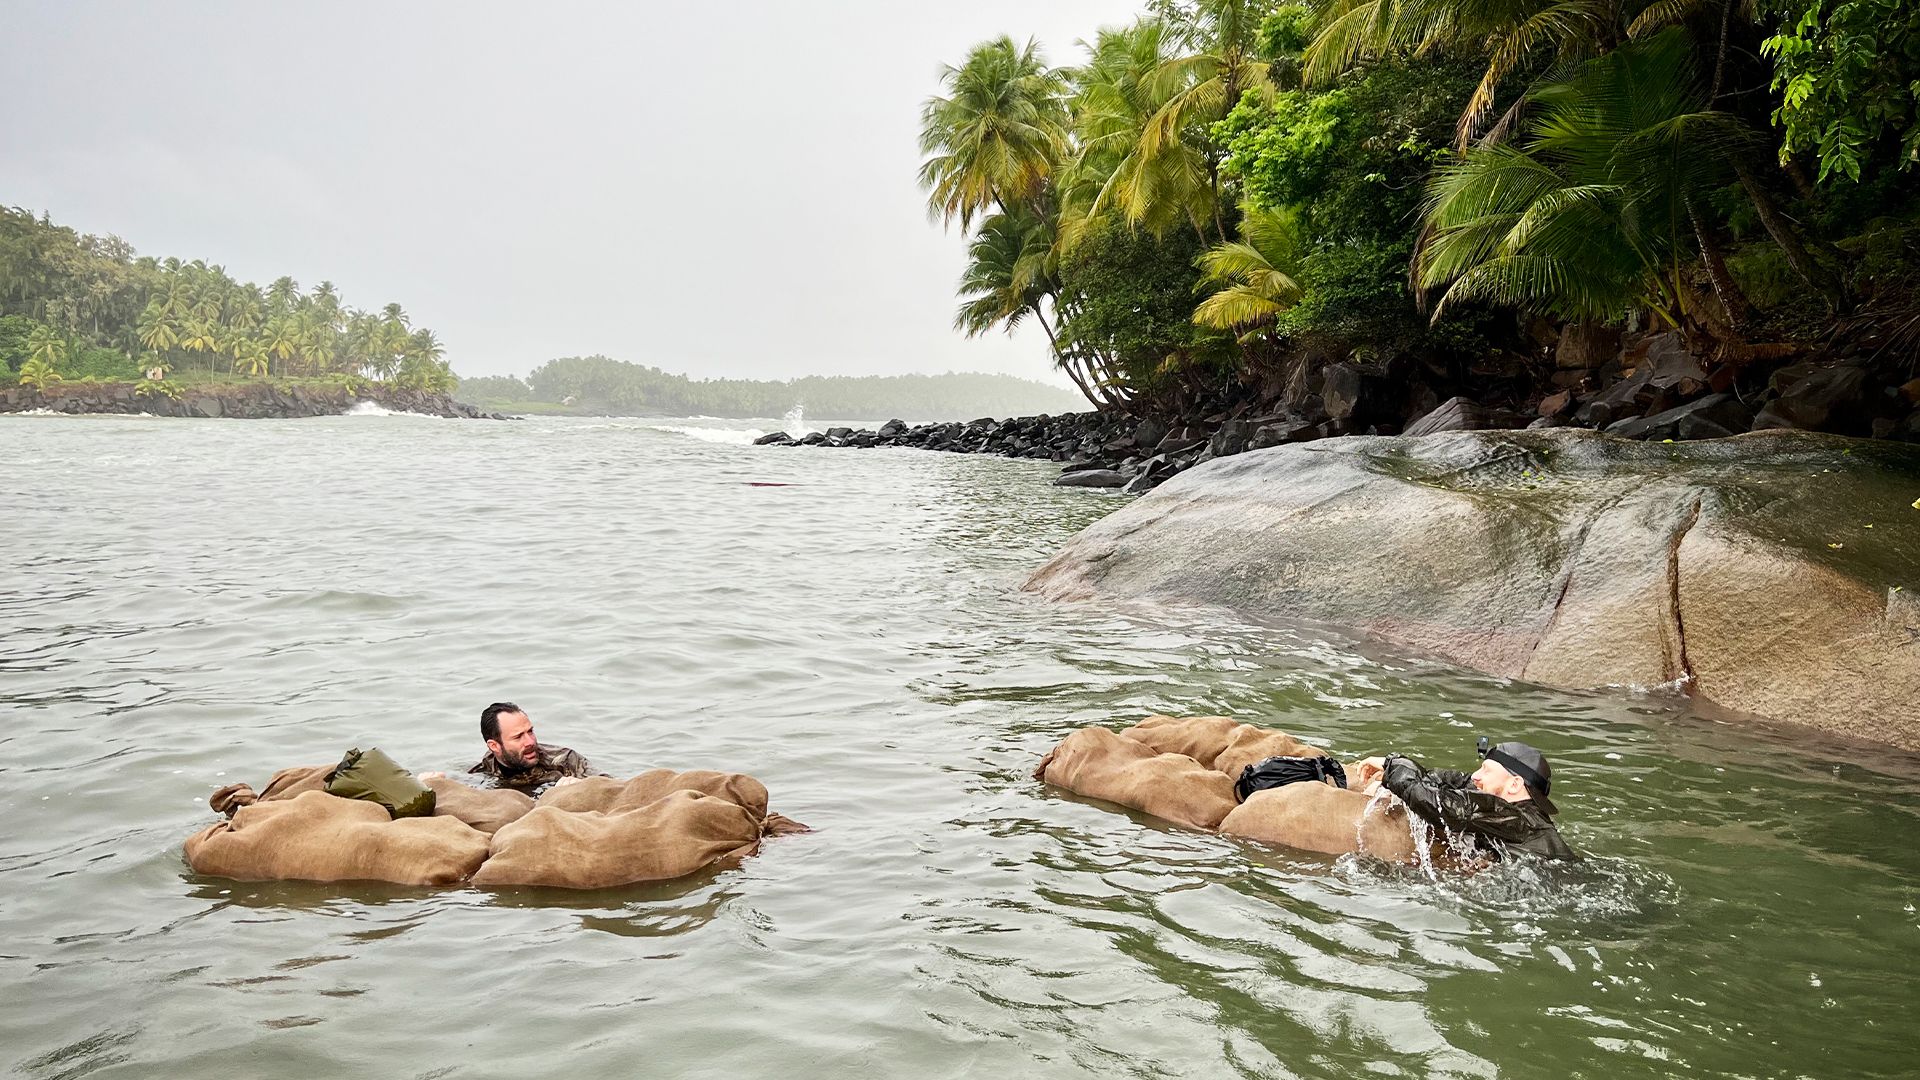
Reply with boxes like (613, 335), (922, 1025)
(1476, 736), (1491, 758)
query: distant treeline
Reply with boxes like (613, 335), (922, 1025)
(457, 355), (1086, 420)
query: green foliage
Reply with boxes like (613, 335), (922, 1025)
(1255, 5), (1316, 56)
(930, 0), (1915, 409)
(1763, 0), (1920, 184)
(18, 356), (61, 391)
(0, 206), (456, 392)
(919, 37), (1070, 230)
(454, 374), (532, 402)
(1217, 59), (1473, 352)
(1058, 217), (1231, 392)
(1219, 60), (1467, 244)
(1193, 205), (1302, 335)
(1418, 31), (1757, 326)
(0, 314), (39, 372)
(133, 377), (182, 401)
(64, 345), (141, 381)
(955, 208), (1056, 339)
(486, 356), (1086, 420)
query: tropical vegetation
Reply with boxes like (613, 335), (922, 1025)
(924, 0), (1920, 415)
(0, 206), (455, 394)
(458, 357), (1085, 420)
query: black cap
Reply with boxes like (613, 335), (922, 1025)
(1477, 739), (1559, 816)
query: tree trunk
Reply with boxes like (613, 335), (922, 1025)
(1690, 198), (1751, 331)
(1034, 304), (1102, 409)
(1709, 0), (1734, 102)
(1733, 159), (1846, 309)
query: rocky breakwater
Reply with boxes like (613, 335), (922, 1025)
(753, 412), (1300, 493)
(1026, 428), (1920, 750)
(0, 380), (510, 419)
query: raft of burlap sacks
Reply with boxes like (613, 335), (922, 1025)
(1037, 715), (1422, 860)
(188, 766), (803, 888)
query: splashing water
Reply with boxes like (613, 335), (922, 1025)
(783, 404), (808, 437)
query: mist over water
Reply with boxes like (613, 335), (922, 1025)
(3, 413), (1917, 1078)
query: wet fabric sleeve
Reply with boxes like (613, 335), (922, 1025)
(1382, 755), (1539, 847)
(555, 748), (606, 778)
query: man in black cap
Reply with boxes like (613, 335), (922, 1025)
(1355, 738), (1579, 861)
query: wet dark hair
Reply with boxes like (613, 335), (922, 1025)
(481, 702), (525, 744)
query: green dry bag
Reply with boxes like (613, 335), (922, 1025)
(325, 747), (436, 819)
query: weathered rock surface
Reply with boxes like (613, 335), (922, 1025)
(1026, 429), (1920, 749)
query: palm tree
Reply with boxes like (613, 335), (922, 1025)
(1304, 0), (1622, 147)
(1136, 0), (1282, 240)
(136, 301), (179, 375)
(952, 209), (1109, 406)
(17, 355), (61, 392)
(298, 310), (336, 375)
(267, 276), (299, 317)
(919, 36), (1071, 229)
(25, 324), (68, 371)
(1415, 30), (1753, 336)
(180, 318), (221, 380)
(234, 339), (270, 377)
(1061, 19), (1218, 244)
(261, 317), (298, 376)
(406, 328), (444, 365)
(1193, 204), (1303, 336)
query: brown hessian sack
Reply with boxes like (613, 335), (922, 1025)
(1216, 783), (1419, 860)
(471, 789), (765, 889)
(1034, 726), (1239, 831)
(424, 777), (535, 835)
(1118, 715), (1243, 769)
(184, 790), (491, 886)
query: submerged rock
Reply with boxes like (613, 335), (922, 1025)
(1054, 469), (1128, 489)
(1026, 429), (1920, 749)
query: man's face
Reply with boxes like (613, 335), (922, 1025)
(487, 711), (540, 769)
(1472, 759), (1528, 801)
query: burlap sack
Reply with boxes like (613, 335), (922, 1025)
(1216, 783), (1418, 861)
(1121, 716), (1327, 782)
(534, 769), (770, 822)
(209, 764), (332, 816)
(425, 777), (535, 835)
(1212, 726), (1327, 784)
(184, 790), (491, 886)
(470, 789), (764, 889)
(259, 764), (332, 800)
(1119, 715), (1242, 768)
(1035, 726), (1239, 831)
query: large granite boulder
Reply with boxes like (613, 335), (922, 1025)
(1026, 429), (1920, 749)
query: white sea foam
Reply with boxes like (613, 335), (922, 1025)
(646, 423), (769, 446)
(343, 401), (443, 419)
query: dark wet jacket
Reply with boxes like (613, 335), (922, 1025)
(467, 745), (603, 795)
(1383, 754), (1579, 861)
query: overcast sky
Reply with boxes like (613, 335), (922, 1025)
(0, 1), (1141, 383)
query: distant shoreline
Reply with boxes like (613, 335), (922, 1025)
(2, 379), (507, 420)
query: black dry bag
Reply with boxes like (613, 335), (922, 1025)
(1235, 755), (1347, 803)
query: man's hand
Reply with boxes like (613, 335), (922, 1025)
(1352, 756), (1388, 788)
(552, 776), (583, 788)
(417, 771), (446, 782)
